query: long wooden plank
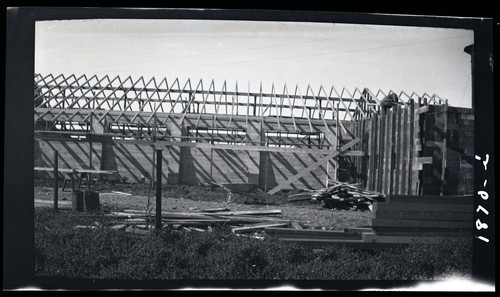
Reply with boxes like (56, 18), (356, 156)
(399, 107), (408, 194)
(35, 132), (363, 156)
(232, 223), (289, 234)
(411, 104), (421, 194)
(393, 105), (402, 194)
(407, 100), (415, 195)
(376, 114), (384, 193)
(344, 227), (374, 234)
(276, 238), (405, 250)
(206, 209), (282, 216)
(34, 167), (116, 175)
(371, 218), (472, 229)
(35, 199), (72, 207)
(440, 100), (448, 195)
(381, 110), (390, 194)
(362, 233), (447, 244)
(267, 137), (361, 194)
(212, 215), (291, 224)
(264, 227), (362, 240)
(373, 210), (474, 221)
(385, 195), (474, 204)
(372, 227), (472, 237)
(373, 202), (472, 212)
(162, 219), (231, 224)
(367, 117), (376, 190)
(124, 208), (283, 217)
(387, 108), (395, 194)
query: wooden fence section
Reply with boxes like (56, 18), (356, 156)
(351, 100), (474, 196)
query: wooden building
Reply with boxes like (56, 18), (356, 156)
(33, 73), (474, 195)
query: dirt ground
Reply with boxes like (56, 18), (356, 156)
(34, 180), (372, 230)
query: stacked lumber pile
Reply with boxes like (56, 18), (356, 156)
(288, 182), (384, 211)
(263, 195), (473, 248)
(106, 208), (290, 235)
(362, 195), (474, 243)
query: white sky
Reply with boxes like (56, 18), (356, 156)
(35, 19), (474, 108)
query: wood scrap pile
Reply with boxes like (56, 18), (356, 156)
(288, 182), (385, 211)
(106, 207), (291, 236)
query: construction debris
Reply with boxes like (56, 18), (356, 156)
(103, 207), (288, 234)
(288, 182), (384, 211)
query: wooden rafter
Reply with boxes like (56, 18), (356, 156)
(283, 84), (298, 132)
(295, 85), (314, 132)
(306, 85), (329, 132)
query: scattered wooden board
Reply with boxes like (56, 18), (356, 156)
(362, 232), (448, 243)
(276, 238), (405, 250)
(264, 228), (362, 240)
(231, 223), (289, 234)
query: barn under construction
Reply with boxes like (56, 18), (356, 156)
(34, 73), (474, 196)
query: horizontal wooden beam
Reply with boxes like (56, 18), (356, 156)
(44, 95), (363, 113)
(362, 233), (447, 244)
(35, 108), (337, 127)
(34, 133), (363, 156)
(231, 223), (289, 234)
(372, 226), (472, 236)
(39, 84), (376, 104)
(34, 167), (116, 174)
(264, 227), (362, 240)
(276, 238), (405, 250)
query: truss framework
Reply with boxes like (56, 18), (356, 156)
(35, 73), (447, 132)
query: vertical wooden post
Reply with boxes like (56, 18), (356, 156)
(253, 96), (257, 116)
(366, 116), (375, 190)
(440, 99), (448, 195)
(88, 113), (93, 190)
(152, 122), (157, 189)
(53, 150), (58, 210)
(210, 136), (214, 184)
(399, 107), (409, 194)
(335, 103), (340, 183)
(408, 100), (415, 195)
(377, 112), (386, 193)
(155, 149), (162, 230)
(264, 151), (269, 192)
(325, 161), (329, 188)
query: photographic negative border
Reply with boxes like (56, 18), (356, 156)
(4, 5), (495, 290)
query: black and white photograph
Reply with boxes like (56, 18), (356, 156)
(4, 7), (495, 291)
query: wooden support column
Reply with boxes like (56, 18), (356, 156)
(407, 100), (415, 195)
(366, 116), (374, 190)
(393, 105), (402, 194)
(334, 103), (340, 182)
(155, 149), (162, 230)
(399, 107), (409, 194)
(440, 99), (448, 196)
(53, 150), (58, 210)
(88, 112), (93, 190)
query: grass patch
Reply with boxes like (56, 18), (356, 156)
(35, 208), (472, 280)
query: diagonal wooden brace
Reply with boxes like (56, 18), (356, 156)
(267, 137), (361, 195)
